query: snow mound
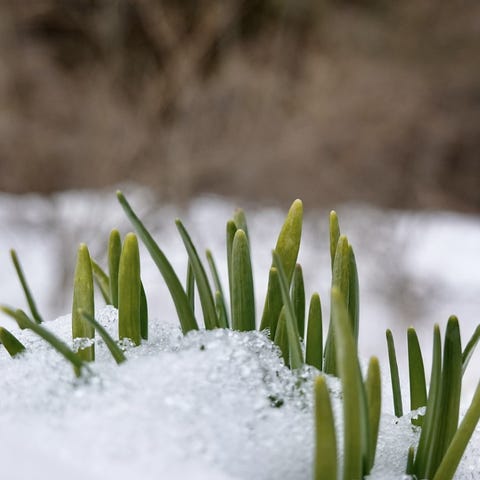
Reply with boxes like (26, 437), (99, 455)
(1, 307), (478, 479)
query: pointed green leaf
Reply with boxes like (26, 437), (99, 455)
(118, 233), (141, 346)
(215, 291), (228, 330)
(226, 219), (237, 319)
(331, 287), (362, 480)
(6, 308), (85, 377)
(348, 245), (359, 343)
(406, 446), (415, 476)
(462, 324), (480, 375)
(206, 250), (229, 328)
(272, 250), (304, 369)
(386, 329), (404, 417)
(186, 260), (195, 313)
(108, 229), (122, 308)
(314, 375), (338, 480)
(433, 381), (480, 480)
(259, 267), (282, 338)
(274, 307), (289, 367)
(324, 235), (350, 376)
(140, 281), (148, 341)
(415, 324), (442, 479)
(91, 259), (111, 304)
(329, 210), (340, 271)
(116, 191), (198, 334)
(260, 200), (303, 336)
(429, 316), (463, 475)
(72, 244), (95, 362)
(0, 326), (26, 357)
(408, 327), (427, 426)
(291, 264), (305, 340)
(233, 208), (250, 244)
(365, 356), (381, 472)
(10, 249), (43, 324)
(306, 293), (323, 371)
(176, 219), (218, 330)
(80, 310), (126, 365)
(231, 230), (255, 331)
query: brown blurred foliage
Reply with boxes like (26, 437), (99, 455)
(0, 0), (479, 210)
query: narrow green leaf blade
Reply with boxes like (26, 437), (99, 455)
(331, 287), (362, 480)
(260, 200), (303, 335)
(306, 293), (323, 370)
(433, 381), (480, 480)
(408, 327), (427, 426)
(186, 260), (195, 312)
(118, 233), (141, 346)
(10, 249), (43, 324)
(348, 245), (360, 344)
(176, 219), (218, 330)
(206, 250), (229, 328)
(365, 356), (382, 472)
(415, 325), (442, 479)
(231, 230), (255, 331)
(274, 307), (289, 367)
(72, 243), (95, 362)
(116, 191), (198, 334)
(108, 229), (122, 308)
(91, 259), (112, 304)
(462, 324), (480, 375)
(386, 329), (404, 417)
(9, 308), (85, 377)
(430, 316), (463, 474)
(314, 375), (338, 480)
(329, 210), (340, 271)
(291, 263), (305, 340)
(226, 219), (237, 320)
(0, 326), (26, 357)
(324, 235), (350, 376)
(272, 250), (304, 369)
(259, 267), (282, 338)
(140, 281), (148, 341)
(80, 310), (127, 365)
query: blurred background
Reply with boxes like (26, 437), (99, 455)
(0, 0), (479, 210)
(0, 0), (480, 398)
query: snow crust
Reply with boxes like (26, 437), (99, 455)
(1, 189), (480, 479)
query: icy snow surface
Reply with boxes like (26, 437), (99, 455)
(0, 189), (480, 479)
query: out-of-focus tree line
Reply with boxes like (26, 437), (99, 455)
(0, 0), (479, 211)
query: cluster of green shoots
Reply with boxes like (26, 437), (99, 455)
(1, 191), (480, 480)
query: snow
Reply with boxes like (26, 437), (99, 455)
(0, 188), (479, 479)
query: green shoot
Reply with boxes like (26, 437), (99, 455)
(117, 191), (198, 334)
(118, 233), (141, 345)
(291, 263), (305, 340)
(306, 293), (323, 371)
(331, 287), (362, 480)
(0, 326), (26, 357)
(408, 327), (427, 426)
(231, 229), (255, 331)
(4, 308), (85, 377)
(462, 324), (480, 374)
(386, 329), (404, 417)
(272, 250), (304, 370)
(108, 229), (122, 308)
(274, 307), (289, 367)
(176, 219), (219, 330)
(314, 375), (337, 480)
(206, 250), (229, 328)
(91, 259), (111, 304)
(365, 356), (381, 472)
(72, 243), (95, 361)
(260, 199), (303, 336)
(10, 249), (43, 324)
